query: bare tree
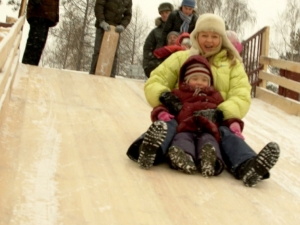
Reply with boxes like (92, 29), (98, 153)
(6, 0), (21, 11)
(196, 0), (222, 14)
(196, 0), (256, 37)
(41, 0), (96, 71)
(117, 5), (150, 79)
(41, 2), (150, 77)
(271, 0), (300, 62)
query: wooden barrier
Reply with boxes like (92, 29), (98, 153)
(256, 56), (300, 116)
(0, 16), (25, 119)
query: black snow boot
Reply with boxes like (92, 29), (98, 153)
(238, 142), (280, 187)
(199, 143), (217, 178)
(168, 146), (197, 174)
(138, 121), (167, 169)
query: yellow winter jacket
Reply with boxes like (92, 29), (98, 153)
(144, 49), (251, 120)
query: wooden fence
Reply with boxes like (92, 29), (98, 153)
(242, 26), (300, 116)
(257, 56), (300, 116)
(0, 16), (25, 120)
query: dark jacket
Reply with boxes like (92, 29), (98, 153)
(151, 55), (224, 141)
(26, 0), (59, 27)
(158, 9), (198, 47)
(143, 17), (166, 78)
(94, 0), (132, 28)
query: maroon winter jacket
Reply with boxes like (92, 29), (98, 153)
(26, 0), (59, 27)
(151, 55), (224, 141)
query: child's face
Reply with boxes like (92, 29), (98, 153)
(197, 31), (221, 53)
(188, 75), (209, 89)
(167, 34), (178, 45)
(181, 38), (191, 49)
(181, 6), (194, 16)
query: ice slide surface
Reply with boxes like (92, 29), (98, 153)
(0, 64), (299, 225)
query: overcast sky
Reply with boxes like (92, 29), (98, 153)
(0, 0), (287, 54)
(1, 0), (286, 37)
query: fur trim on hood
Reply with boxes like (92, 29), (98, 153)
(155, 17), (163, 27)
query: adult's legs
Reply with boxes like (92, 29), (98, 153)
(22, 18), (50, 65)
(137, 119), (177, 169)
(89, 28), (104, 74)
(219, 126), (280, 187)
(219, 126), (256, 174)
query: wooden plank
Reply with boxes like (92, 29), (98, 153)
(18, 0), (28, 17)
(256, 87), (300, 116)
(0, 27), (22, 121)
(259, 71), (300, 93)
(0, 30), (22, 95)
(0, 16), (25, 70)
(0, 54), (19, 125)
(260, 56), (300, 73)
(95, 25), (120, 76)
(0, 64), (300, 224)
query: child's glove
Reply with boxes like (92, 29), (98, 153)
(194, 109), (223, 123)
(229, 122), (245, 140)
(158, 111), (174, 122)
(159, 92), (182, 115)
(100, 21), (110, 31)
(115, 25), (125, 33)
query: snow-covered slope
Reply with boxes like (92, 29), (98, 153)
(0, 64), (299, 225)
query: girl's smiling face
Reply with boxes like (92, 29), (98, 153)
(187, 75), (210, 89)
(197, 31), (221, 53)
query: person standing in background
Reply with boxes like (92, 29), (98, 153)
(22, 0), (59, 66)
(89, 0), (132, 77)
(158, 0), (198, 47)
(143, 2), (174, 78)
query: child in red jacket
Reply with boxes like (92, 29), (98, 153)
(153, 32), (191, 60)
(151, 55), (229, 176)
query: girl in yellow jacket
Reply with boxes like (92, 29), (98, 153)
(137, 13), (280, 187)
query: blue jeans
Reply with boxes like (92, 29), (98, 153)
(219, 126), (256, 177)
(160, 119), (178, 154)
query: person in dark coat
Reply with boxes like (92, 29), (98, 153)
(148, 55), (226, 176)
(89, 0), (132, 77)
(158, 0), (198, 47)
(22, 0), (59, 66)
(143, 2), (174, 78)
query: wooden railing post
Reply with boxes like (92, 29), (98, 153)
(18, 0), (28, 18)
(259, 26), (270, 88)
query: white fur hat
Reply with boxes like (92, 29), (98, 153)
(189, 13), (242, 61)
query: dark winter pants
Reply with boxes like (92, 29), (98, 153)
(172, 132), (222, 161)
(219, 126), (257, 178)
(90, 28), (118, 77)
(172, 132), (224, 174)
(22, 18), (50, 66)
(127, 123), (258, 176)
